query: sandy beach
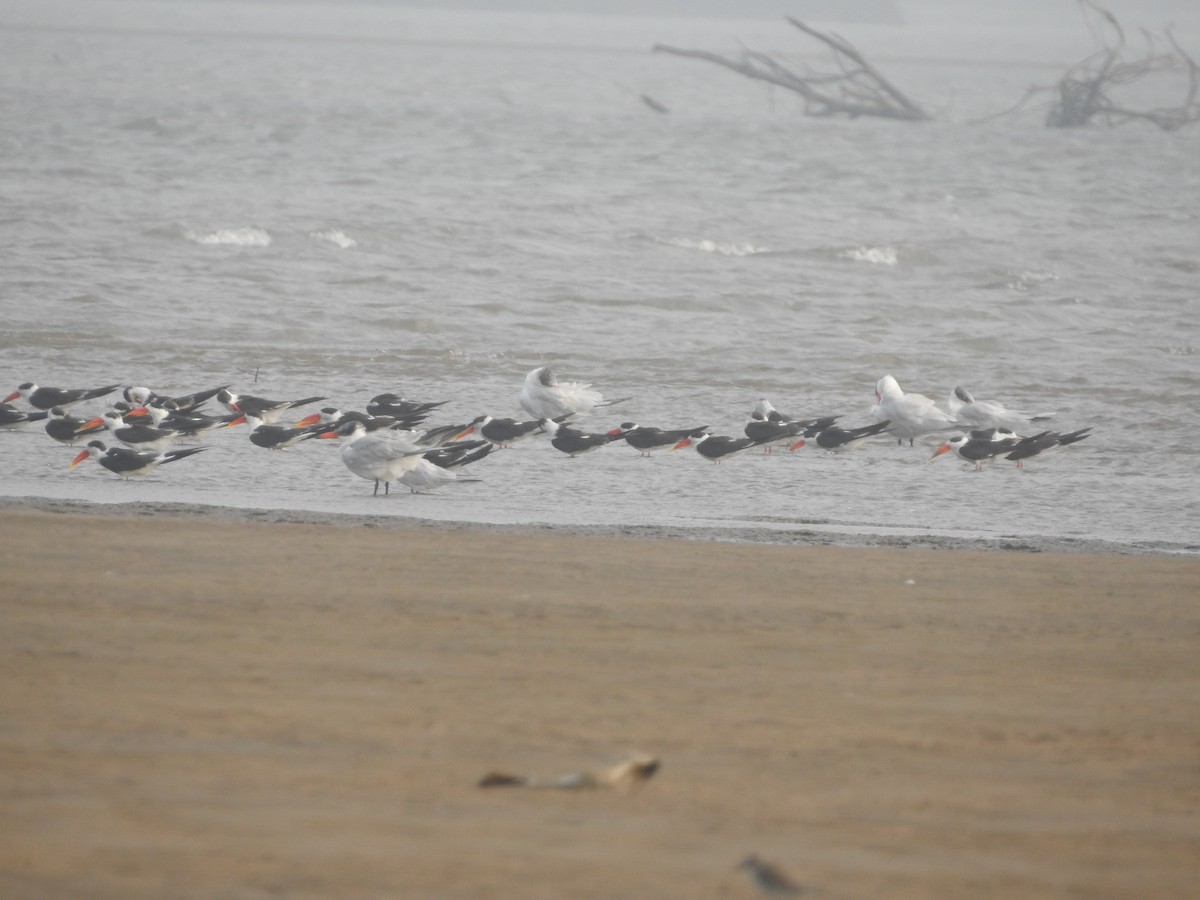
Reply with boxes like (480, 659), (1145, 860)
(1, 504), (1197, 899)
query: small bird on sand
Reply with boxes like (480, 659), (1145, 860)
(738, 855), (804, 895)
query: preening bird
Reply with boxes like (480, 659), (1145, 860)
(518, 366), (629, 419)
(872, 374), (957, 446)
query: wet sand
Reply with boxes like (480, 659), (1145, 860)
(1, 505), (1198, 899)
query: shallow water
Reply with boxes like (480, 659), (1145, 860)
(3, 1), (1199, 554)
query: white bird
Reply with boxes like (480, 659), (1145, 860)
(320, 420), (432, 495)
(871, 374), (957, 446)
(945, 385), (1053, 433)
(396, 458), (482, 494)
(518, 366), (628, 420)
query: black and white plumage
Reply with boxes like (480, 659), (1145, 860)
(5, 382), (120, 411)
(90, 410), (181, 452)
(671, 431), (765, 463)
(611, 422), (710, 457)
(143, 401), (241, 439)
(458, 414), (549, 448)
(68, 440), (208, 478)
(217, 389), (326, 425)
(807, 419), (892, 452)
(518, 366), (629, 420)
(540, 417), (628, 457)
(0, 402), (48, 430)
(929, 431), (1020, 470)
(124, 383), (230, 412)
(44, 407), (107, 445)
(234, 414), (324, 450)
(1005, 428), (1092, 468)
(364, 393), (448, 428)
(743, 412), (807, 453)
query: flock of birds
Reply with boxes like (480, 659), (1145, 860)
(2, 367), (1092, 495)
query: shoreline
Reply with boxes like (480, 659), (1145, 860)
(2, 494), (1192, 557)
(3, 506), (1199, 897)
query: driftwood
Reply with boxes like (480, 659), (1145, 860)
(989, 1), (1200, 130)
(478, 753), (660, 792)
(654, 16), (929, 122)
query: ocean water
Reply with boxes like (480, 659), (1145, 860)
(3, 1), (1199, 553)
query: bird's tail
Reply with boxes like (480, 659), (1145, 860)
(162, 447), (209, 464)
(596, 396), (632, 408)
(285, 396), (327, 409)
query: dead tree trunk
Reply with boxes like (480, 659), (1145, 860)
(654, 16), (929, 122)
(993, 1), (1200, 130)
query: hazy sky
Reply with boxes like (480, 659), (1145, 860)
(379, 0), (1199, 28)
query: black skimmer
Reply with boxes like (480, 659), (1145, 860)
(539, 418), (628, 457)
(318, 419), (435, 495)
(232, 414), (324, 450)
(806, 419), (892, 452)
(671, 431), (764, 463)
(929, 431), (1020, 470)
(1004, 428), (1092, 468)
(518, 366), (630, 420)
(44, 407), (107, 445)
(946, 385), (1054, 433)
(365, 393), (448, 428)
(217, 389), (326, 424)
(84, 410), (181, 451)
(123, 383), (230, 412)
(6, 382), (120, 411)
(313, 407), (402, 433)
(0, 403), (48, 430)
(743, 412), (806, 453)
(69, 441), (208, 478)
(144, 401), (241, 439)
(872, 374), (957, 446)
(610, 422), (710, 457)
(463, 413), (573, 447)
(417, 420), (478, 448)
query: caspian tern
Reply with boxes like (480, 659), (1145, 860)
(68, 440), (208, 478)
(946, 385), (1053, 433)
(518, 366), (629, 420)
(6, 382), (120, 411)
(610, 422), (709, 457)
(872, 375), (957, 446)
(318, 419), (436, 495)
(217, 389), (326, 424)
